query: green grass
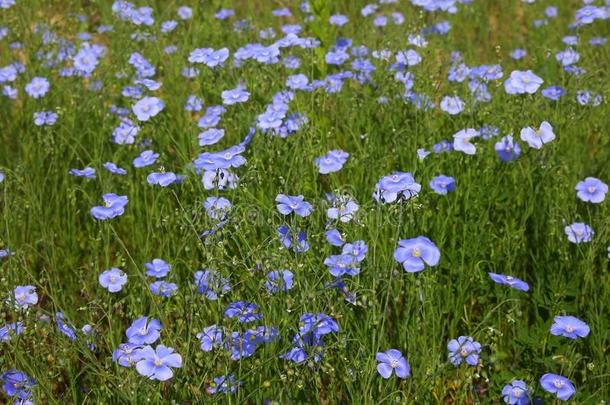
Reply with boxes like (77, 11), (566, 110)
(0, 0), (609, 403)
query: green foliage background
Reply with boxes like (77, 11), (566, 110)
(0, 0), (609, 403)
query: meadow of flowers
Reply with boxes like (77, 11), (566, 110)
(0, 0), (609, 403)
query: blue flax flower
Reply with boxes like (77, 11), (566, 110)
(99, 268), (128, 292)
(540, 374), (575, 401)
(73, 47), (99, 74)
(520, 121), (555, 149)
(221, 87), (250, 105)
(282, 313), (338, 364)
(13, 285), (38, 309)
(298, 313), (339, 337)
(226, 331), (258, 360)
(564, 222), (593, 244)
(502, 380), (531, 405)
(575, 177), (607, 203)
(0, 322), (23, 342)
(198, 105), (226, 128)
(196, 325), (224, 352)
(25, 77), (50, 98)
(1, 369), (35, 401)
(112, 343), (144, 368)
(207, 374), (241, 394)
(149, 281), (177, 297)
(286, 73), (310, 90)
(132, 96), (164, 121)
(112, 118), (140, 144)
(325, 228), (345, 247)
(342, 240), (368, 262)
(440, 96), (464, 115)
(504, 70), (543, 94)
(201, 169), (238, 190)
(541, 86), (564, 100)
(204, 197), (232, 220)
(177, 6), (192, 19)
(324, 254), (360, 277)
(495, 135), (521, 162)
(326, 194), (359, 222)
(224, 301), (262, 323)
(161, 20), (177, 33)
(266, 270), (294, 293)
(198, 128), (224, 146)
(0, 247), (13, 259)
(394, 236), (441, 273)
(277, 225), (310, 253)
(56, 312), (77, 340)
(133, 150), (159, 168)
(281, 333), (325, 364)
(555, 48), (579, 66)
(145, 259), (171, 278)
(373, 172), (421, 203)
(103, 162), (127, 175)
(135, 345), (182, 381)
(194, 145), (246, 171)
(0, 0), (16, 9)
(510, 49), (527, 60)
(550, 315), (590, 339)
(447, 336), (481, 366)
(126, 316), (162, 345)
(188, 47), (230, 67)
(488, 273), (529, 291)
(429, 175), (455, 195)
(453, 128), (479, 155)
(276, 194), (313, 217)
(376, 349), (410, 379)
(147, 172), (178, 187)
(91, 193), (128, 220)
(194, 269), (231, 299)
(184, 95), (202, 111)
(33, 111), (58, 126)
(69, 167), (96, 179)
(315, 150), (349, 174)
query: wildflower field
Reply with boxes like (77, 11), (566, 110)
(1, 0), (609, 403)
